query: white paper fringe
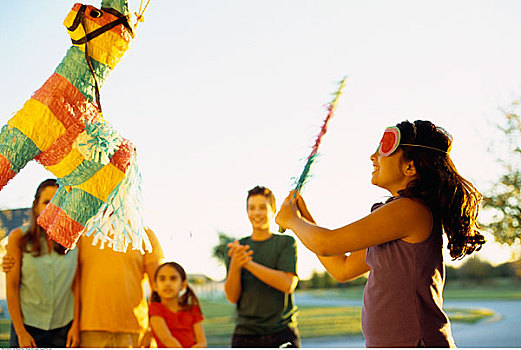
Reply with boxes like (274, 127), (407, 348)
(81, 155), (151, 253)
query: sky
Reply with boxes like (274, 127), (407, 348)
(1, 0), (521, 280)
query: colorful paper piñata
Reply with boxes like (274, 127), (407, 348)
(0, 0), (151, 253)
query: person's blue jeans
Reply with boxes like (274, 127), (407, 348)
(10, 321), (72, 348)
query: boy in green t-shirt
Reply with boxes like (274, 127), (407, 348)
(225, 186), (300, 347)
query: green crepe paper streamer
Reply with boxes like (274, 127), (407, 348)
(55, 46), (111, 104)
(294, 154), (319, 194)
(52, 186), (104, 226)
(0, 126), (41, 173)
(102, 0), (130, 16)
(58, 160), (105, 187)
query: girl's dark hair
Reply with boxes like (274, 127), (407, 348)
(151, 262), (201, 311)
(20, 179), (67, 256)
(395, 120), (485, 260)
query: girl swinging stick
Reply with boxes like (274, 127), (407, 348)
(276, 120), (485, 347)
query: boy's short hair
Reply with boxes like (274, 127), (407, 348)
(247, 186), (276, 211)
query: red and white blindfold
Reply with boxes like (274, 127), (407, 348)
(377, 126), (450, 157)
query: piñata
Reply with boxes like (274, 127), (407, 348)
(0, 0), (151, 252)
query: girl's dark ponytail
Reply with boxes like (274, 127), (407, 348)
(396, 120), (485, 259)
(436, 156), (485, 259)
(151, 290), (161, 303)
(179, 285), (200, 311)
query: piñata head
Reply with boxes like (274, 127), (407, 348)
(0, 1), (150, 253)
(64, 2), (134, 71)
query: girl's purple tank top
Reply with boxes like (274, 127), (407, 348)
(361, 213), (455, 347)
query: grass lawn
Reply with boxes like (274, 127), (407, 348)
(200, 299), (362, 347)
(199, 299), (236, 346)
(443, 279), (521, 300)
(296, 305), (362, 337)
(0, 319), (9, 347)
(0, 299), (495, 348)
(0, 280), (516, 347)
(445, 308), (495, 323)
(200, 287), (501, 347)
(306, 278), (521, 301)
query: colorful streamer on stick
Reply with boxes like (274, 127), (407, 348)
(280, 76), (347, 232)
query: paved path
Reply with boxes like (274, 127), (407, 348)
(295, 293), (521, 348)
(446, 300), (521, 348)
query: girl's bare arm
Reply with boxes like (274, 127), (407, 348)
(316, 249), (369, 283)
(277, 194), (432, 256)
(191, 321), (207, 348)
(149, 316), (183, 348)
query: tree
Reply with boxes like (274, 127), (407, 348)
(212, 232), (236, 266)
(309, 270), (338, 289)
(310, 271), (321, 289)
(457, 256), (495, 283)
(445, 265), (458, 282)
(512, 260), (521, 279)
(482, 101), (521, 254)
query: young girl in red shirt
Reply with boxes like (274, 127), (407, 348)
(149, 262), (207, 348)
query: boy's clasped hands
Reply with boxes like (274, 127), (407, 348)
(227, 240), (253, 271)
(226, 190), (316, 274)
